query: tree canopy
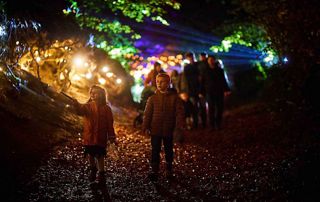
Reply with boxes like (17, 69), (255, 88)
(209, 0), (320, 104)
(63, 0), (180, 70)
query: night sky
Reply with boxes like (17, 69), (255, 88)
(167, 0), (236, 33)
(4, 0), (235, 35)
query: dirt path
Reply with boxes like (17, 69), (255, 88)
(7, 105), (320, 202)
(25, 123), (219, 202)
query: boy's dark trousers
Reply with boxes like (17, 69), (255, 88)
(151, 135), (173, 173)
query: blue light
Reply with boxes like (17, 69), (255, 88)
(87, 34), (95, 47)
(0, 25), (6, 37)
(283, 57), (288, 63)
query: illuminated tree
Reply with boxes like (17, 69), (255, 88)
(211, 23), (274, 80)
(1, 10), (83, 93)
(211, 23), (270, 53)
(63, 0), (180, 71)
(229, 0), (320, 101)
(205, 0), (318, 104)
(0, 13), (46, 90)
(231, 0), (319, 61)
(1, 0), (180, 102)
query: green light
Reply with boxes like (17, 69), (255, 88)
(212, 47), (219, 53)
(99, 41), (107, 49)
(222, 40), (232, 52)
(255, 62), (267, 79)
(131, 84), (144, 103)
(263, 50), (275, 63)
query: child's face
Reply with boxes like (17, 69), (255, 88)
(155, 65), (162, 73)
(208, 57), (216, 66)
(179, 93), (188, 101)
(156, 76), (169, 92)
(90, 88), (101, 103)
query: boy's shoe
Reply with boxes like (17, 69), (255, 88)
(97, 171), (106, 185)
(89, 167), (97, 183)
(165, 171), (175, 181)
(148, 172), (158, 182)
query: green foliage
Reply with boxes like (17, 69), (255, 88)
(230, 0), (319, 76)
(211, 23), (272, 53)
(211, 23), (275, 79)
(0, 1), (5, 11)
(64, 0), (180, 71)
(229, 0), (320, 104)
(68, 13), (141, 70)
(103, 0), (180, 24)
(254, 61), (267, 79)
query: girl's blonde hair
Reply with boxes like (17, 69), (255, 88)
(88, 85), (107, 105)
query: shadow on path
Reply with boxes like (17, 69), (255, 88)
(90, 183), (112, 202)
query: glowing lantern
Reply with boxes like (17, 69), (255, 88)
(98, 78), (106, 85)
(160, 56), (167, 62)
(72, 74), (81, 81)
(176, 54), (183, 59)
(162, 64), (168, 69)
(102, 66), (109, 72)
(21, 64), (29, 71)
(116, 78), (122, 84)
(60, 73), (65, 80)
(86, 72), (92, 79)
(106, 72), (113, 78)
(73, 57), (84, 67)
(168, 61), (176, 66)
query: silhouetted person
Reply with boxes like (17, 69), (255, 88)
(197, 52), (208, 128)
(198, 52), (208, 75)
(181, 52), (200, 129)
(201, 55), (231, 130)
(170, 69), (180, 93)
(144, 62), (165, 87)
(179, 92), (193, 130)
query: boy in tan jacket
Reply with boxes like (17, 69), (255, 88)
(143, 73), (185, 181)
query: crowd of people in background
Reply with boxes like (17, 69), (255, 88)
(143, 51), (231, 132)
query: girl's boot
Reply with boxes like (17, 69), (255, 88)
(148, 163), (159, 182)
